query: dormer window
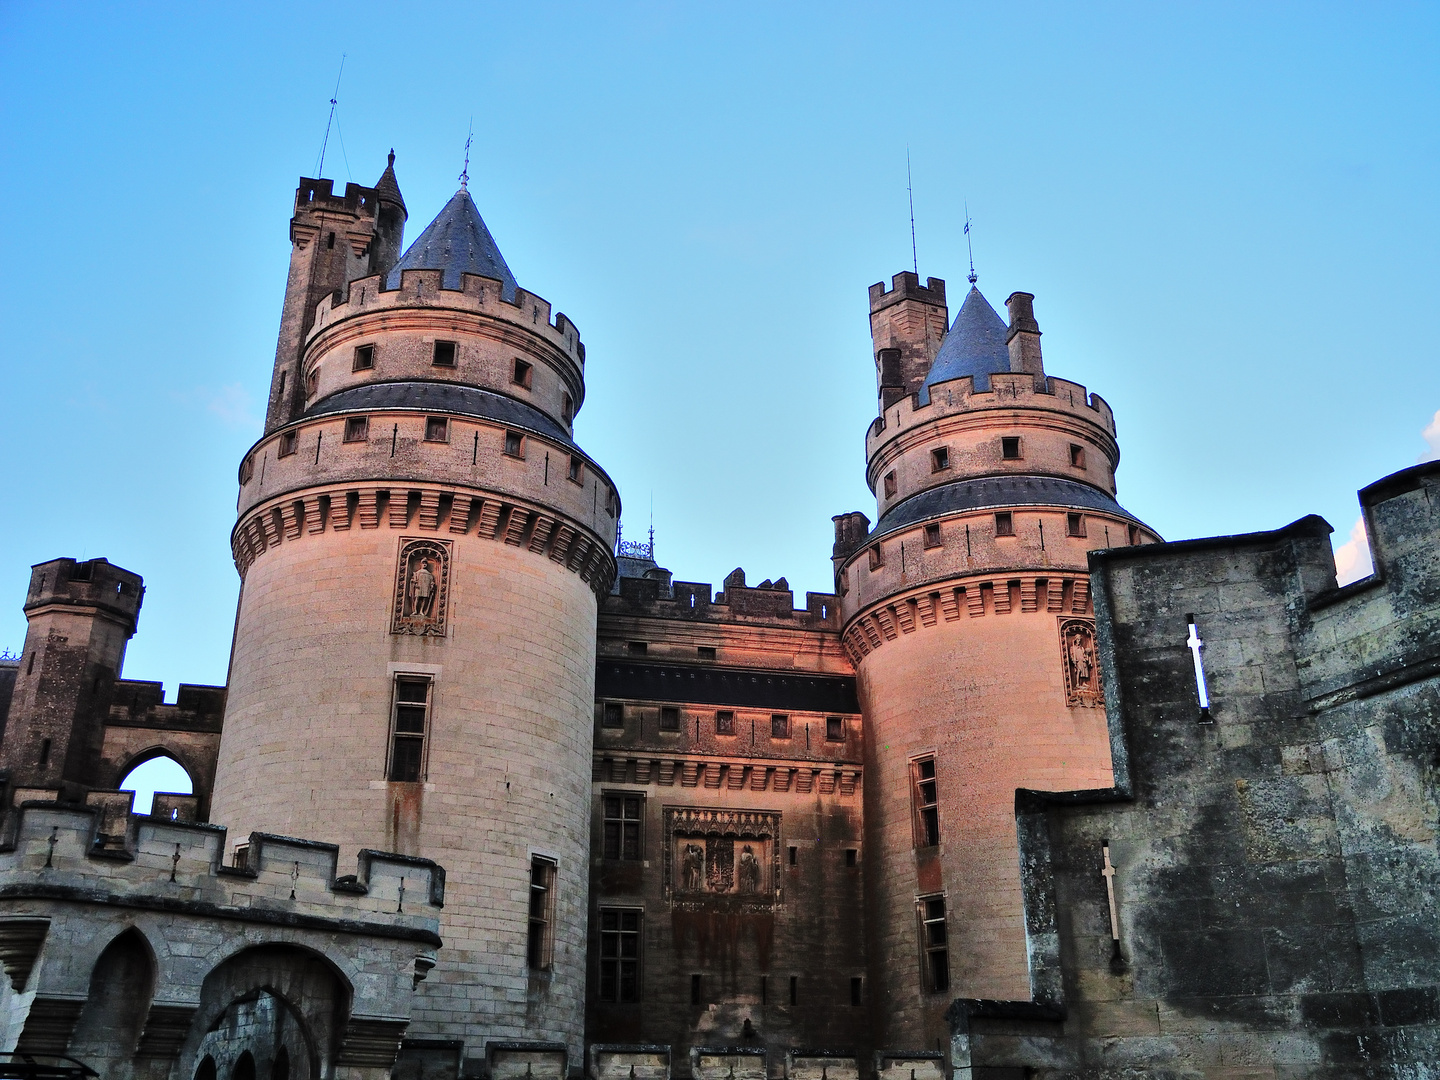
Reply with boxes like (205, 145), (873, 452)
(512, 359), (533, 389)
(433, 341), (457, 367)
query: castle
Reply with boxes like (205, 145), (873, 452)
(0, 154), (1435, 1079)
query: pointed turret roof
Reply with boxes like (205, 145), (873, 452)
(374, 149), (406, 213)
(920, 286), (1012, 400)
(384, 188), (518, 300)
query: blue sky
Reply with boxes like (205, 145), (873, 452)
(2, 3), (1438, 701)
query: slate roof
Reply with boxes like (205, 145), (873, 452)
(304, 380), (571, 444)
(384, 188), (518, 300)
(872, 475), (1151, 539)
(920, 286), (1012, 400)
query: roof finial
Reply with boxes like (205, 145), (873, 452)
(907, 148), (919, 276)
(458, 119), (473, 191)
(964, 202), (977, 285)
(388, 148), (395, 167)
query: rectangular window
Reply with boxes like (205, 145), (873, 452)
(1067, 513), (1086, 538)
(845, 848), (858, 867)
(504, 431), (525, 458)
(598, 908), (641, 1002)
(568, 455), (584, 484)
(788, 845), (798, 866)
(790, 975), (799, 1006)
(920, 895), (950, 993)
(1069, 443), (1085, 468)
(512, 358), (533, 388)
(716, 710), (735, 735)
(277, 431), (297, 457)
(826, 716), (845, 742)
(306, 369), (318, 397)
(883, 470), (897, 497)
(1001, 436), (1022, 459)
(424, 416), (449, 443)
(868, 544), (884, 570)
(851, 976), (864, 1006)
(627, 641), (648, 656)
(527, 857), (556, 970)
(911, 757), (939, 847)
(771, 714), (790, 739)
(697, 646), (716, 660)
(432, 340), (457, 367)
(388, 675), (431, 782)
(602, 702), (624, 729)
(660, 706), (680, 731)
(240, 456), (254, 483)
(931, 446), (950, 472)
(1128, 524), (1141, 546)
(353, 344), (375, 371)
(344, 416), (368, 443)
(562, 393), (573, 425)
(994, 511), (1014, 537)
(924, 522), (942, 549)
(691, 974), (702, 1005)
(602, 793), (644, 860)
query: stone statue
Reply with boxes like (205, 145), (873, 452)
(409, 558), (437, 618)
(1068, 631), (1094, 687)
(681, 843), (704, 892)
(737, 844), (761, 893)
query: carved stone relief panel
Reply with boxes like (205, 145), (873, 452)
(392, 538), (452, 636)
(1060, 617), (1102, 707)
(664, 807), (781, 909)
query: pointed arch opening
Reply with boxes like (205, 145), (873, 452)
(119, 750), (194, 817)
(68, 928), (157, 1067)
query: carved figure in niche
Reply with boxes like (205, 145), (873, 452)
(1060, 619), (1102, 707)
(392, 540), (451, 636)
(681, 844), (704, 892)
(737, 845), (761, 893)
(706, 837), (735, 892)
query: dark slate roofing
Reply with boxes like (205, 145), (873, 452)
(373, 150), (405, 213)
(873, 475), (1149, 538)
(384, 188), (517, 300)
(920, 286), (1012, 400)
(304, 380), (571, 444)
(596, 660), (860, 714)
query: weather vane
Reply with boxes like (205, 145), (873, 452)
(964, 201), (977, 285)
(459, 120), (473, 191)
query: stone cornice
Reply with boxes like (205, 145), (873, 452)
(593, 752), (860, 796)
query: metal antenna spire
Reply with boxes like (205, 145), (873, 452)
(907, 149), (919, 275)
(315, 55), (346, 178)
(964, 201), (977, 285)
(459, 119), (473, 191)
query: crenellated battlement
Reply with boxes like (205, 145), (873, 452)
(869, 271), (947, 313)
(292, 176), (382, 219)
(310, 267), (585, 369)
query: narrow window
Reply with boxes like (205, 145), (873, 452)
(931, 446), (950, 472)
(602, 702), (624, 729)
(353, 344), (375, 371)
(527, 857), (556, 970)
(761, 976), (768, 1004)
(432, 340), (457, 367)
(240, 456), (254, 484)
(504, 431), (525, 458)
(277, 432), (297, 458)
(924, 522), (942, 549)
(826, 716), (845, 742)
(697, 646), (716, 660)
(883, 471), (897, 497)
(994, 511), (1014, 537)
(627, 641), (648, 656)
(424, 416), (449, 443)
(1001, 436), (1022, 459)
(788, 845), (798, 866)
(1067, 513), (1086, 538)
(868, 544), (884, 570)
(326, 231), (335, 249)
(389, 675), (431, 782)
(850, 976), (863, 1005)
(305, 370), (318, 396)
(771, 714), (790, 739)
(562, 393), (573, 425)
(660, 706), (680, 731)
(840, 568), (850, 595)
(38, 738), (50, 766)
(716, 710), (735, 735)
(920, 895), (949, 992)
(1128, 524), (1141, 546)
(606, 491), (617, 518)
(911, 757), (939, 847)
(1069, 443), (1085, 468)
(789, 975), (799, 1006)
(512, 358), (533, 388)
(845, 848), (857, 867)
(598, 908), (641, 1002)
(568, 456), (584, 484)
(691, 974), (702, 1005)
(343, 416), (368, 443)
(602, 794), (644, 860)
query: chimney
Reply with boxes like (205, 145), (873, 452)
(1005, 292), (1044, 378)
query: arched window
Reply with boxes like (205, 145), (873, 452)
(119, 753), (193, 817)
(233, 1052), (256, 1080)
(270, 1046), (289, 1080)
(195, 1057), (217, 1080)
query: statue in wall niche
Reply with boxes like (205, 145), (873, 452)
(392, 539), (451, 636)
(681, 844), (704, 892)
(737, 845), (761, 893)
(1060, 619), (1102, 707)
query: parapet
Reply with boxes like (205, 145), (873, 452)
(24, 557), (143, 634)
(108, 679), (226, 729)
(292, 176), (382, 219)
(869, 271), (947, 314)
(605, 567), (841, 630)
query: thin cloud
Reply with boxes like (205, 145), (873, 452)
(201, 383), (258, 429)
(1334, 516), (1373, 586)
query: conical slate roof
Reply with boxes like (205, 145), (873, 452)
(385, 188), (518, 300)
(374, 149), (406, 213)
(920, 286), (1011, 400)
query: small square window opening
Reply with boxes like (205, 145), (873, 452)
(788, 845), (798, 866)
(504, 431), (525, 458)
(883, 470), (897, 497)
(994, 512), (1015, 537)
(771, 714), (790, 739)
(512, 358), (533, 388)
(353, 344), (375, 371)
(432, 341), (457, 367)
(1067, 513), (1086, 538)
(1001, 436), (1022, 459)
(868, 545), (884, 570)
(1069, 443), (1085, 468)
(568, 456), (584, 483)
(424, 417), (449, 443)
(715, 711), (735, 736)
(627, 641), (647, 656)
(344, 417), (369, 443)
(602, 702), (624, 729)
(277, 432), (297, 458)
(660, 706), (680, 731)
(924, 523), (942, 549)
(845, 848), (858, 867)
(931, 447), (950, 472)
(826, 716), (845, 742)
(697, 646), (716, 660)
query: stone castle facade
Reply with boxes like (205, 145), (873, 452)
(0, 154), (1436, 1079)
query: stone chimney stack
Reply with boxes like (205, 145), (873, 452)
(1005, 291), (1044, 377)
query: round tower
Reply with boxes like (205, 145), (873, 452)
(210, 170), (618, 1065)
(840, 273), (1157, 1047)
